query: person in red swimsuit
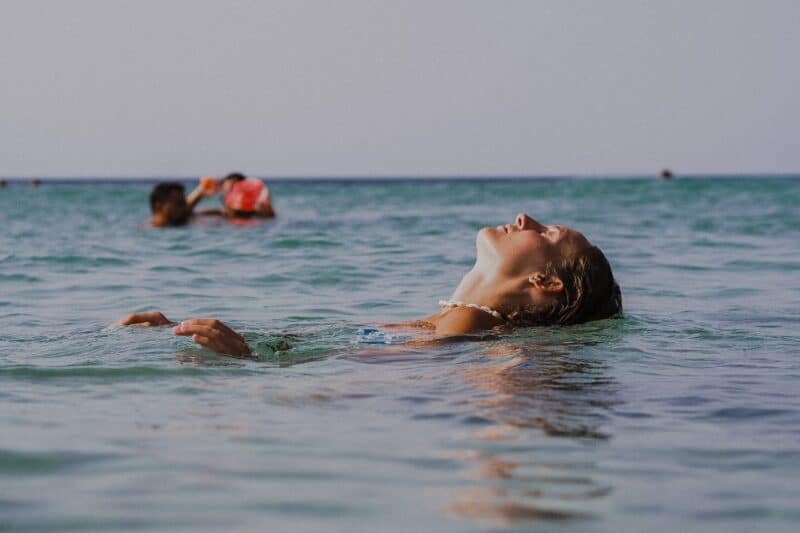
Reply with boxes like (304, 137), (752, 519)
(194, 172), (276, 219)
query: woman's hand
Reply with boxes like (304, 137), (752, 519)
(117, 311), (176, 327)
(116, 312), (251, 358)
(173, 318), (252, 357)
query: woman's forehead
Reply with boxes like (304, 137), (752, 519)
(559, 226), (591, 249)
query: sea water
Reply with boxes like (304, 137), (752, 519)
(0, 177), (798, 532)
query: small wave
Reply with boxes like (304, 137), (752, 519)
(0, 449), (119, 476)
(27, 255), (131, 267)
(0, 365), (220, 381)
(0, 273), (41, 283)
(272, 238), (341, 249)
(149, 265), (198, 274)
(701, 407), (793, 421)
(724, 259), (800, 271)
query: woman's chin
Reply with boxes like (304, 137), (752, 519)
(478, 225), (505, 243)
(475, 228), (502, 263)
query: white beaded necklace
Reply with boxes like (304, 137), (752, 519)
(438, 300), (506, 321)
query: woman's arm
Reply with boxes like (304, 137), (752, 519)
(186, 177), (221, 211)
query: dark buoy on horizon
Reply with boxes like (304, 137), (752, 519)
(30, 178), (41, 187)
(660, 169), (673, 180)
(0, 179), (7, 188)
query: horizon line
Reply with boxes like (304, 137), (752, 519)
(2, 172), (800, 183)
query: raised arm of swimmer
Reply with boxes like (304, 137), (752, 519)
(118, 213), (621, 355)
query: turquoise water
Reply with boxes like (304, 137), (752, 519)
(1, 178), (799, 532)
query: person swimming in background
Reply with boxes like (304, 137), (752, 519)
(120, 213), (622, 355)
(148, 173), (275, 227)
(148, 182), (197, 227)
(195, 172), (276, 219)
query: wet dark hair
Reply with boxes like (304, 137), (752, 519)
(149, 183), (186, 212)
(222, 172), (246, 184)
(229, 209), (257, 218)
(507, 246), (622, 326)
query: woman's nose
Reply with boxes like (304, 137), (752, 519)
(516, 213), (541, 231)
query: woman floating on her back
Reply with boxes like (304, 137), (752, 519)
(121, 213), (621, 354)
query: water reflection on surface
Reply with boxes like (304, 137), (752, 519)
(447, 336), (619, 525)
(159, 318), (624, 528)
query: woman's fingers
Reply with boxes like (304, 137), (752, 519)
(191, 333), (246, 356)
(117, 311), (174, 327)
(173, 319), (251, 357)
(183, 326), (247, 355)
(173, 324), (222, 341)
(175, 318), (245, 342)
(191, 334), (213, 349)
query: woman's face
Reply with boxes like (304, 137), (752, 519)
(473, 214), (592, 306)
(478, 213), (591, 275)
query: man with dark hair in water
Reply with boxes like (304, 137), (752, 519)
(149, 183), (194, 227)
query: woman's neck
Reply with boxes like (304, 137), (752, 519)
(424, 268), (507, 334)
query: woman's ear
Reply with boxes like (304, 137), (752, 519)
(528, 272), (564, 294)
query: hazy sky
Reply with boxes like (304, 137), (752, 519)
(1, 0), (799, 177)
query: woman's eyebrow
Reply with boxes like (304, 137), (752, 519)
(552, 226), (568, 241)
